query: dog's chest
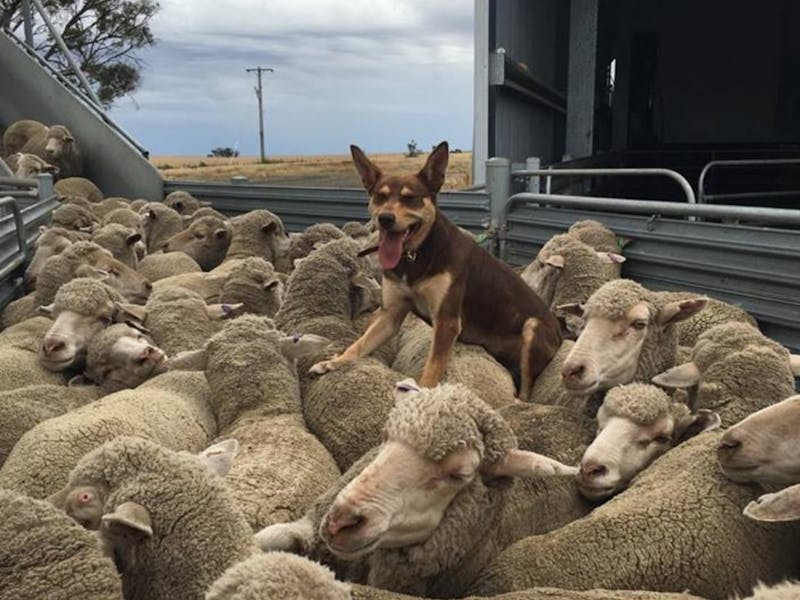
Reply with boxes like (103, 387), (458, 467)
(384, 272), (453, 320)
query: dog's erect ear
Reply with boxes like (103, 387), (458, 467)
(418, 141), (449, 195)
(351, 145), (382, 193)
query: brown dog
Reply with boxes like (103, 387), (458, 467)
(310, 141), (561, 397)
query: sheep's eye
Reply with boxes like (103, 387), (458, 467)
(654, 435), (671, 444)
(194, 232), (204, 240)
(636, 439), (652, 448)
(631, 320), (648, 331)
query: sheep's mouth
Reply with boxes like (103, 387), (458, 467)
(326, 536), (381, 559)
(40, 353), (81, 371)
(577, 481), (618, 501)
(564, 379), (599, 395)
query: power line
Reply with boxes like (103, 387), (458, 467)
(246, 66), (274, 164)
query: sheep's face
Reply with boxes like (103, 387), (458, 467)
(49, 485), (107, 530)
(52, 206), (95, 232)
(44, 125), (75, 159)
(12, 152), (59, 178)
(561, 301), (652, 394)
(160, 217), (231, 270)
(718, 394), (800, 486)
(320, 440), (480, 559)
(164, 191), (199, 215)
(82, 253), (152, 304)
(88, 326), (168, 392)
(578, 405), (676, 501)
(520, 253), (563, 307)
(25, 229), (73, 290)
(39, 300), (116, 371)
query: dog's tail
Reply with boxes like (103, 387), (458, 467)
(518, 317), (540, 401)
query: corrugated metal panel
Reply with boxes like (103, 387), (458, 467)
(163, 181), (491, 233)
(504, 203), (800, 352)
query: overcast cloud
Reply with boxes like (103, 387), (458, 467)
(108, 1), (474, 156)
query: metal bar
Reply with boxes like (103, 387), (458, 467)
(703, 190), (800, 202)
(698, 158), (800, 203)
(0, 176), (39, 188)
(29, 0), (104, 108)
(0, 190), (39, 198)
(512, 168), (697, 204)
(503, 79), (567, 115)
(20, 0), (34, 45)
(0, 197), (29, 279)
(502, 192), (800, 226)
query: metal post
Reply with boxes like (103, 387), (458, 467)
(29, 0), (103, 108)
(246, 66), (274, 164)
(485, 157), (512, 259)
(525, 157), (541, 193)
(20, 0), (34, 46)
(36, 172), (54, 202)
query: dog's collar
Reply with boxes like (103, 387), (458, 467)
(357, 245), (417, 263)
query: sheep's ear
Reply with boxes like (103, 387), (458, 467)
(544, 255), (564, 269)
(197, 439), (238, 477)
(102, 502), (153, 538)
(47, 485), (70, 509)
(280, 333), (330, 360)
(165, 348), (208, 371)
(351, 144), (383, 192)
(790, 355), (800, 376)
(213, 227), (229, 241)
(484, 449), (578, 478)
(37, 303), (54, 316)
(206, 303), (245, 320)
(39, 225), (48, 233)
(672, 409), (721, 444)
(744, 484), (800, 522)
(656, 297), (708, 327)
(261, 221), (277, 234)
(555, 302), (584, 317)
(263, 277), (281, 291)
(125, 232), (142, 246)
(351, 272), (380, 290)
(67, 373), (95, 387)
(44, 163), (60, 175)
(417, 141), (449, 194)
(597, 252), (626, 264)
(393, 378), (420, 402)
(113, 302), (147, 323)
(652, 362), (701, 389)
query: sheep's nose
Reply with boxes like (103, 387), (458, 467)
(160, 241), (170, 252)
(580, 459), (608, 479)
(326, 505), (364, 537)
(144, 281), (153, 292)
(562, 363), (585, 382)
(377, 213), (396, 230)
(42, 338), (65, 356)
(717, 433), (742, 454)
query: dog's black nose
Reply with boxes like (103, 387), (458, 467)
(377, 213), (396, 230)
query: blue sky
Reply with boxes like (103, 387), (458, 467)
(107, 1), (475, 157)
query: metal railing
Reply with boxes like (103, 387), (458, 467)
(698, 158), (800, 203)
(513, 167), (697, 204)
(0, 196), (29, 280)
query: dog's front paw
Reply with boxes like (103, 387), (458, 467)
(309, 357), (341, 376)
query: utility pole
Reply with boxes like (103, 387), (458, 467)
(246, 66), (274, 164)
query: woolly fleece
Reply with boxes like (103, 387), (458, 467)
(54, 176), (104, 202)
(137, 251), (202, 282)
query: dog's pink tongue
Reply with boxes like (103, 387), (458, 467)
(378, 230), (404, 270)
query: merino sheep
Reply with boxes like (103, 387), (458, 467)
(0, 369), (216, 498)
(91, 196), (131, 220)
(164, 189), (205, 214)
(58, 193), (95, 212)
(0, 488), (123, 599)
(559, 279), (707, 396)
(54, 176), (104, 202)
(289, 222), (347, 263)
(161, 214), (232, 270)
(137, 251), (202, 282)
(0, 383), (101, 467)
(392, 314), (518, 408)
(101, 206), (143, 231)
(576, 383), (720, 501)
(0, 316), (66, 390)
(91, 223), (143, 267)
(20, 123), (82, 177)
(6, 151), (59, 178)
(469, 432), (800, 600)
(341, 220), (373, 239)
(22, 225), (86, 291)
(2, 118), (46, 155)
(652, 322), (796, 426)
(51, 202), (96, 232)
(82, 322), (168, 392)
(130, 198), (149, 211)
(257, 380), (587, 597)
(35, 241), (151, 308)
(657, 291), (759, 346)
(207, 552), (703, 600)
(183, 205), (226, 225)
(567, 219), (621, 255)
(48, 435), (254, 600)
(37, 277), (126, 371)
(169, 315), (339, 530)
(141, 202), (184, 252)
(216, 209), (291, 272)
(219, 256), (285, 317)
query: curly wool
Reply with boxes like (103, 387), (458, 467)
(141, 203), (183, 252)
(341, 221), (372, 238)
(602, 383), (674, 425)
(101, 207), (141, 230)
(0, 488), (123, 600)
(91, 197), (130, 220)
(141, 287), (220, 355)
(219, 256), (284, 317)
(289, 223), (347, 261)
(137, 251), (201, 282)
(658, 292), (758, 347)
(35, 241), (113, 306)
(51, 203), (95, 231)
(91, 224), (139, 267)
(385, 383), (517, 467)
(54, 176), (104, 202)
(583, 279), (652, 321)
(63, 435), (255, 600)
(568, 219), (620, 253)
(52, 277), (123, 316)
(224, 209), (287, 263)
(690, 322), (785, 372)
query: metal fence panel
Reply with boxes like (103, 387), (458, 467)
(504, 203), (800, 353)
(163, 181), (491, 233)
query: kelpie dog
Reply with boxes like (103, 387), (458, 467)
(310, 141), (561, 398)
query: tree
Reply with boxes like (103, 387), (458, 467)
(406, 139), (420, 158)
(1, 0), (160, 107)
(208, 147), (240, 158)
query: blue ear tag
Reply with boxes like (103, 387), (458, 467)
(292, 332), (301, 344)
(396, 381), (419, 393)
(221, 304), (233, 317)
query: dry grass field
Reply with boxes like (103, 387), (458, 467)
(152, 151), (473, 189)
